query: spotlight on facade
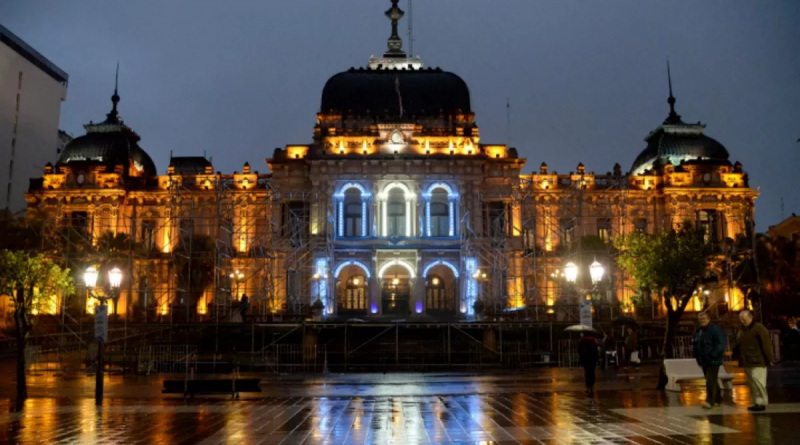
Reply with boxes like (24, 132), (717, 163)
(84, 266), (98, 288)
(353, 277), (360, 286)
(432, 277), (439, 286)
(564, 261), (578, 284)
(589, 260), (604, 284)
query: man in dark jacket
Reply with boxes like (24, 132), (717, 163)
(578, 333), (600, 394)
(693, 312), (726, 408)
(734, 310), (774, 412)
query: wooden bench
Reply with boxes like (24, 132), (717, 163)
(162, 378), (262, 399)
(664, 359), (734, 392)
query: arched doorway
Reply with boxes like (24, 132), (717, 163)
(334, 261), (371, 316)
(380, 263), (413, 316)
(423, 261), (458, 314)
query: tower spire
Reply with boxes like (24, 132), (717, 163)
(105, 62), (122, 124)
(664, 59), (682, 124)
(384, 0), (406, 57)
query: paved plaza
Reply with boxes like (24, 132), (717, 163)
(1, 366), (799, 444)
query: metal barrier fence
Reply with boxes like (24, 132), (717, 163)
(137, 345), (197, 374)
(261, 344), (327, 373)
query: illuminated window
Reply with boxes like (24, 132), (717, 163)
(426, 275), (447, 310)
(597, 218), (611, 244)
(343, 275), (367, 310)
(697, 210), (723, 243)
(386, 188), (406, 236)
(141, 220), (156, 251)
(429, 189), (449, 237)
(344, 188), (364, 237)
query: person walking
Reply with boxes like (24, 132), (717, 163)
(578, 332), (600, 394)
(623, 327), (639, 370)
(693, 312), (726, 409)
(239, 294), (249, 323)
(734, 310), (773, 412)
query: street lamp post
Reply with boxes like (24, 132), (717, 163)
(85, 266), (122, 407)
(561, 260), (605, 325)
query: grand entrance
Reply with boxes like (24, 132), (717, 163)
(381, 264), (412, 316)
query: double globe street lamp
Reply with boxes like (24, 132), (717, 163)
(84, 265), (122, 406)
(562, 259), (606, 323)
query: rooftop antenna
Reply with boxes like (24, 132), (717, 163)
(407, 0), (413, 57)
(664, 58), (681, 124)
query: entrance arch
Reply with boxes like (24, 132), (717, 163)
(379, 259), (416, 316)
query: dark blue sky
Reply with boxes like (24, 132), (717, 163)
(2, 0), (798, 228)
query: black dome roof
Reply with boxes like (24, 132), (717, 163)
(57, 86), (157, 177)
(320, 68), (471, 117)
(631, 126), (729, 175)
(57, 128), (157, 177)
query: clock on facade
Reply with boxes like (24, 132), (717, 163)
(76, 173), (85, 185)
(390, 131), (405, 145)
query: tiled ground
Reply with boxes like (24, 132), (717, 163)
(2, 386), (799, 444)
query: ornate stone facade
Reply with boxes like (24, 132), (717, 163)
(23, 2), (757, 322)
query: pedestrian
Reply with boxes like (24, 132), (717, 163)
(734, 310), (773, 412)
(693, 311), (726, 409)
(623, 327), (639, 370)
(578, 332), (599, 394)
(239, 294), (249, 322)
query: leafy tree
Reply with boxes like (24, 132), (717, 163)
(616, 224), (710, 389)
(0, 250), (73, 409)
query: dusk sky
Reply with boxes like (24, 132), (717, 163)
(2, 0), (798, 227)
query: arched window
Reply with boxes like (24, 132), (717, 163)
(343, 275), (367, 310)
(426, 275), (447, 310)
(429, 189), (449, 237)
(386, 188), (406, 236)
(344, 188), (363, 237)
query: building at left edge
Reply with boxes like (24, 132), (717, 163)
(0, 23), (68, 214)
(16, 1), (758, 327)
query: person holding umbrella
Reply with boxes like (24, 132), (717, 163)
(578, 332), (600, 394)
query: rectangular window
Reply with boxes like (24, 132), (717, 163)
(344, 202), (362, 237)
(15, 94), (20, 111)
(18, 72), (23, 89)
(141, 220), (156, 251)
(560, 217), (575, 249)
(634, 218), (648, 232)
(485, 201), (507, 238)
(697, 210), (724, 244)
(71, 211), (89, 238)
(597, 218), (611, 244)
(282, 201), (309, 243)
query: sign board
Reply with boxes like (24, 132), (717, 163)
(579, 299), (593, 328)
(94, 304), (108, 343)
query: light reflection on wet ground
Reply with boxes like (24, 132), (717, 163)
(1, 366), (799, 444)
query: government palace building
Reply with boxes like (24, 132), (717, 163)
(22, 0), (758, 324)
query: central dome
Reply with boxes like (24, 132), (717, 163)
(320, 67), (471, 117)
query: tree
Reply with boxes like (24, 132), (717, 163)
(616, 224), (710, 389)
(0, 250), (73, 410)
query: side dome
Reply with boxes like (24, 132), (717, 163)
(56, 86), (157, 177)
(631, 126), (729, 175)
(320, 67), (471, 117)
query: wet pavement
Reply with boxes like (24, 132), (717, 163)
(1, 364), (799, 444)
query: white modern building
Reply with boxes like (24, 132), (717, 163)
(0, 23), (68, 213)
